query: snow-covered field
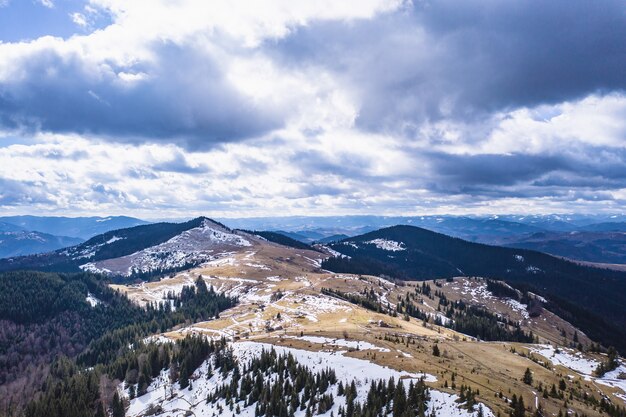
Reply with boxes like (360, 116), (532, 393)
(283, 335), (391, 352)
(447, 279), (530, 321)
(529, 345), (626, 401)
(596, 365), (626, 401)
(233, 341), (431, 384)
(457, 280), (495, 304)
(529, 345), (599, 376)
(124, 341), (494, 417)
(366, 238), (406, 251)
(505, 299), (530, 320)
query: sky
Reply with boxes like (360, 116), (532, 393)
(0, 0), (625, 219)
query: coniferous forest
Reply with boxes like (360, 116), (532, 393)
(0, 270), (235, 416)
(323, 226), (626, 352)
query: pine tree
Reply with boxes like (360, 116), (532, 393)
(523, 368), (533, 385)
(432, 344), (440, 357)
(111, 392), (125, 417)
(510, 395), (525, 417)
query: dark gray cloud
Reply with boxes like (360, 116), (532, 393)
(0, 43), (283, 150)
(269, 0), (626, 133)
(427, 153), (571, 188)
(423, 147), (626, 200)
(290, 150), (379, 179)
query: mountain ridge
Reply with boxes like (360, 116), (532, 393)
(323, 224), (626, 352)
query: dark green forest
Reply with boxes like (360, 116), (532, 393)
(0, 271), (235, 416)
(323, 225), (626, 352)
(244, 230), (319, 251)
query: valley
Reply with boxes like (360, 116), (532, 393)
(103, 221), (625, 417)
(1, 218), (625, 417)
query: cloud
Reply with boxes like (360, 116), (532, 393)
(0, 0), (401, 149)
(427, 153), (570, 189)
(0, 177), (53, 205)
(38, 0), (54, 8)
(0, 1), (625, 217)
(152, 150), (210, 174)
(0, 41), (284, 149)
(70, 12), (88, 27)
(269, 0), (626, 134)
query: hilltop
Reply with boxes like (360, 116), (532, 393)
(0, 218), (624, 417)
(322, 225), (626, 352)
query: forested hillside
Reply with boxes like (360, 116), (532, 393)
(0, 218), (210, 273)
(324, 225), (626, 352)
(246, 230), (318, 251)
(0, 271), (236, 415)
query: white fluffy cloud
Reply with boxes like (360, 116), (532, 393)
(0, 0), (625, 217)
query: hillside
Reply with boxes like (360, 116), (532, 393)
(0, 231), (83, 258)
(0, 220), (624, 417)
(245, 230), (316, 250)
(322, 225), (626, 352)
(0, 217), (249, 277)
(105, 235), (626, 417)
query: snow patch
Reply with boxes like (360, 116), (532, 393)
(366, 238), (406, 251)
(233, 341), (433, 383)
(105, 236), (124, 244)
(596, 364), (626, 398)
(526, 265), (542, 274)
(285, 335), (391, 352)
(428, 390), (496, 417)
(85, 292), (101, 307)
(505, 299), (529, 320)
(529, 345), (599, 376)
(124, 341), (496, 417)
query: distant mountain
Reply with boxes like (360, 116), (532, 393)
(0, 217), (255, 278)
(270, 230), (312, 242)
(0, 231), (83, 258)
(221, 214), (626, 263)
(248, 230), (315, 250)
(324, 225), (626, 351)
(0, 215), (150, 239)
(580, 222), (626, 232)
(504, 231), (626, 264)
(497, 215), (580, 232)
(410, 217), (544, 243)
(222, 215), (545, 244)
(0, 222), (24, 233)
(270, 229), (329, 243)
(316, 234), (350, 243)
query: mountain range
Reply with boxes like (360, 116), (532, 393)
(0, 215), (149, 239)
(2, 216), (626, 353)
(1, 215), (626, 417)
(0, 216), (149, 259)
(323, 225), (626, 352)
(226, 215), (626, 265)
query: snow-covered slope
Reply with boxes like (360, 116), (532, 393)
(80, 219), (253, 276)
(124, 341), (495, 417)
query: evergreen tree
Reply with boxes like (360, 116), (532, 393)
(523, 368), (533, 385)
(432, 344), (440, 357)
(112, 392), (125, 417)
